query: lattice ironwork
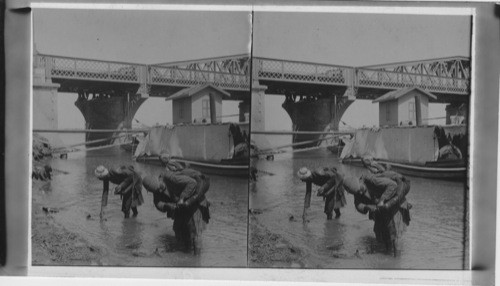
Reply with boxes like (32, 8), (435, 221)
(34, 54), (250, 91)
(356, 68), (469, 94)
(254, 58), (349, 85)
(151, 55), (250, 90)
(37, 55), (143, 83)
(254, 56), (470, 95)
(360, 56), (470, 79)
(34, 53), (470, 96)
(150, 66), (249, 90)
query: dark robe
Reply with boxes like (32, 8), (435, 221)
(354, 175), (411, 248)
(303, 167), (346, 218)
(158, 169), (211, 253)
(105, 166), (144, 218)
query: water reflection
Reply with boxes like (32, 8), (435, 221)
(32, 147), (248, 267)
(117, 219), (144, 252)
(250, 149), (467, 269)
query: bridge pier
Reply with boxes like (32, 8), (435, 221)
(251, 81), (267, 131)
(282, 91), (354, 148)
(33, 67), (63, 147)
(282, 89), (355, 148)
(75, 91), (147, 147)
(250, 81), (269, 148)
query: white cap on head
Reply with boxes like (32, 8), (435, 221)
(297, 167), (312, 180)
(94, 165), (109, 179)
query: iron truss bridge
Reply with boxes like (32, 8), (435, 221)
(253, 56), (470, 96)
(34, 53), (251, 92)
(34, 52), (469, 97)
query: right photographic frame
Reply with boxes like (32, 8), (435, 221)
(249, 9), (471, 270)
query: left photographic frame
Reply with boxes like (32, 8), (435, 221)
(31, 8), (252, 267)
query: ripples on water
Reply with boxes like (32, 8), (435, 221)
(33, 147), (248, 267)
(251, 148), (468, 269)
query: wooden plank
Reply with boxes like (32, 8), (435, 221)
(302, 182), (312, 223)
(100, 180), (109, 222)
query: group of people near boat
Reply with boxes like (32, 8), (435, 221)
(297, 156), (412, 257)
(94, 153), (210, 255)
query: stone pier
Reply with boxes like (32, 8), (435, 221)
(75, 92), (146, 147)
(250, 81), (270, 148)
(32, 67), (63, 147)
(282, 93), (354, 148)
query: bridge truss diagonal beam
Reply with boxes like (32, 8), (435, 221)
(254, 56), (470, 96)
(356, 57), (470, 95)
(150, 54), (250, 90)
(34, 53), (251, 92)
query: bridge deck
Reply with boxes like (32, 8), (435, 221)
(254, 57), (469, 96)
(34, 53), (470, 98)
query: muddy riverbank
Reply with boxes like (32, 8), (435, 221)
(31, 148), (248, 267)
(250, 149), (467, 269)
(248, 214), (304, 268)
(32, 180), (103, 266)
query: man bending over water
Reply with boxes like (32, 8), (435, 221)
(95, 165), (144, 219)
(297, 166), (346, 219)
(343, 173), (411, 257)
(143, 159), (210, 254)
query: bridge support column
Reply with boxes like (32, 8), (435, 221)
(251, 81), (268, 148)
(282, 93), (354, 148)
(33, 67), (63, 147)
(251, 81), (267, 130)
(75, 92), (147, 146)
(445, 103), (468, 125)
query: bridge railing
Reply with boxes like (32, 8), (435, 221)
(356, 68), (469, 94)
(254, 58), (351, 86)
(35, 54), (146, 84)
(149, 65), (249, 90)
(34, 54), (250, 90)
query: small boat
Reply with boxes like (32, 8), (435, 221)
(341, 157), (467, 181)
(326, 144), (344, 155)
(326, 135), (351, 156)
(119, 136), (141, 154)
(133, 123), (250, 177)
(136, 156), (249, 177)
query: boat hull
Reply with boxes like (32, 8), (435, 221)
(136, 156), (249, 178)
(341, 158), (466, 181)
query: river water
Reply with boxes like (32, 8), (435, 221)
(33, 147), (248, 267)
(250, 148), (468, 269)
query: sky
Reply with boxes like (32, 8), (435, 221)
(34, 9), (472, 144)
(34, 9), (252, 144)
(253, 12), (471, 131)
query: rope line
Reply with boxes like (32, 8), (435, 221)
(52, 134), (128, 153)
(252, 130), (353, 135)
(67, 142), (131, 153)
(33, 128), (149, 133)
(257, 136), (335, 153)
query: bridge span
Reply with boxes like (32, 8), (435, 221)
(33, 51), (470, 147)
(33, 51), (251, 146)
(251, 56), (470, 147)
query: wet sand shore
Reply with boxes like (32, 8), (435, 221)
(32, 180), (103, 266)
(248, 214), (304, 268)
